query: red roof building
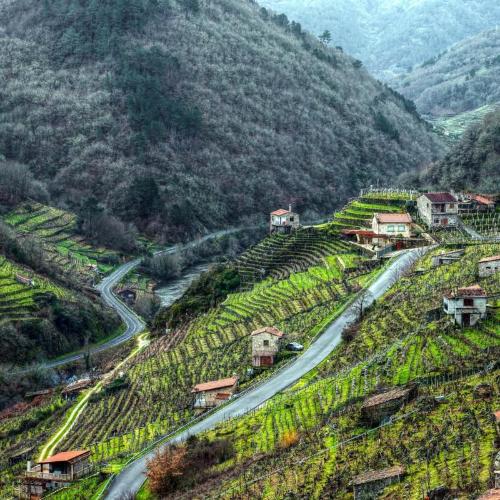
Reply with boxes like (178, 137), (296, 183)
(192, 376), (239, 393)
(424, 192), (457, 203)
(192, 376), (239, 411)
(270, 205), (300, 234)
(251, 326), (284, 338)
(373, 213), (412, 224)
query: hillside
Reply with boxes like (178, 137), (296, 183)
(394, 28), (500, 118)
(259, 0), (500, 79)
(0, 0), (443, 240)
(418, 109), (500, 192)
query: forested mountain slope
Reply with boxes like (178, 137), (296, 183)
(418, 109), (500, 192)
(0, 0), (442, 241)
(395, 28), (500, 118)
(259, 0), (500, 79)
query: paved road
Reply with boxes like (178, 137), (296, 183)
(105, 247), (425, 499)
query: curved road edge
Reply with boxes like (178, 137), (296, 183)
(104, 246), (429, 499)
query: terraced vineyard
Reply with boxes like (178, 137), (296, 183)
(0, 256), (67, 323)
(3, 203), (120, 283)
(461, 211), (500, 238)
(53, 240), (380, 464)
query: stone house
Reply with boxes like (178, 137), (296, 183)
(16, 275), (35, 287)
(192, 376), (238, 411)
(352, 465), (405, 500)
(417, 192), (458, 228)
(479, 255), (500, 278)
(251, 327), (284, 367)
(431, 249), (464, 267)
(270, 205), (300, 234)
(371, 213), (412, 238)
(21, 450), (91, 499)
(443, 285), (488, 327)
(361, 386), (416, 425)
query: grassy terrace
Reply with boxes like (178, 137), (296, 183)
(461, 211), (500, 238)
(140, 242), (500, 500)
(0, 256), (68, 323)
(3, 202), (120, 282)
(48, 233), (380, 465)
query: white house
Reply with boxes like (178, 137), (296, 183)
(443, 285), (488, 327)
(478, 255), (500, 278)
(251, 326), (284, 367)
(371, 213), (412, 238)
(270, 205), (300, 234)
(417, 192), (458, 228)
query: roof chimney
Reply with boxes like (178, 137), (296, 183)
(288, 204), (292, 213)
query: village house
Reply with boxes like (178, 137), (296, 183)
(251, 326), (284, 367)
(270, 205), (300, 234)
(417, 192), (458, 228)
(341, 229), (388, 246)
(192, 376), (238, 411)
(468, 194), (496, 212)
(478, 255), (500, 278)
(361, 386), (416, 425)
(431, 249), (464, 267)
(21, 450), (91, 499)
(443, 285), (488, 327)
(351, 465), (405, 500)
(371, 213), (413, 238)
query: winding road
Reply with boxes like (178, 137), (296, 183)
(104, 247), (426, 499)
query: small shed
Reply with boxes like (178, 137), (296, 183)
(361, 386), (416, 424)
(352, 465), (405, 500)
(192, 376), (238, 411)
(251, 327), (284, 367)
(443, 285), (488, 327)
(479, 255), (500, 278)
(270, 205), (300, 234)
(62, 379), (92, 399)
(16, 275), (35, 287)
(431, 249), (464, 268)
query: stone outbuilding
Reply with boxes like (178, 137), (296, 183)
(431, 249), (464, 267)
(361, 386), (416, 425)
(251, 327), (284, 367)
(61, 379), (92, 400)
(192, 376), (238, 411)
(417, 192), (458, 228)
(371, 213), (412, 238)
(270, 205), (300, 234)
(443, 285), (488, 327)
(352, 465), (405, 500)
(479, 255), (500, 278)
(21, 450), (92, 499)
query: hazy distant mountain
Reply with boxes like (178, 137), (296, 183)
(259, 0), (500, 79)
(394, 28), (500, 118)
(0, 0), (443, 241)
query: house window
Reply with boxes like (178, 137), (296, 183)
(397, 225), (406, 232)
(387, 225), (395, 232)
(263, 339), (269, 347)
(444, 302), (448, 311)
(290, 217), (294, 222)
(464, 298), (474, 307)
(434, 219), (440, 224)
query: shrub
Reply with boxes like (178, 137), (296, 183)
(280, 429), (300, 449)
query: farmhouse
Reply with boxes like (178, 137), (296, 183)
(417, 192), (458, 228)
(192, 376), (238, 411)
(21, 450), (91, 499)
(470, 194), (496, 212)
(478, 255), (500, 278)
(443, 285), (488, 327)
(352, 465), (405, 500)
(431, 249), (464, 267)
(251, 326), (284, 367)
(371, 213), (412, 238)
(270, 205), (300, 234)
(361, 386), (416, 424)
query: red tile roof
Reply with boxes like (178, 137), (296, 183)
(341, 229), (386, 238)
(479, 255), (500, 264)
(271, 209), (290, 216)
(374, 213), (412, 224)
(192, 376), (238, 393)
(215, 393), (231, 400)
(445, 284), (487, 299)
(472, 194), (495, 205)
(494, 410), (500, 424)
(423, 192), (457, 203)
(251, 326), (284, 338)
(477, 489), (500, 500)
(38, 450), (90, 464)
(352, 466), (405, 486)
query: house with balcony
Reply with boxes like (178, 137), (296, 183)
(21, 450), (91, 499)
(270, 205), (300, 234)
(251, 326), (284, 367)
(417, 192), (458, 228)
(192, 376), (238, 411)
(443, 285), (488, 327)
